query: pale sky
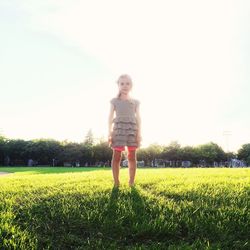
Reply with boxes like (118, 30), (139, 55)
(1, 0), (250, 153)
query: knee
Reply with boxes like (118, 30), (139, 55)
(113, 150), (122, 161)
(128, 150), (136, 161)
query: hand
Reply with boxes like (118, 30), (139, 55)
(136, 133), (142, 147)
(108, 132), (113, 147)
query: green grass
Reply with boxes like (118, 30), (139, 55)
(0, 166), (107, 175)
(0, 167), (249, 249)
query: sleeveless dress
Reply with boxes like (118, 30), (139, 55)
(110, 97), (140, 147)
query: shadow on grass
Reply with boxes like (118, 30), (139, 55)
(105, 185), (146, 221)
(102, 185), (152, 247)
(7, 184), (249, 249)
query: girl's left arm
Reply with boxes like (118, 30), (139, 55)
(135, 103), (141, 136)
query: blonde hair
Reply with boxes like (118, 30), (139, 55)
(116, 74), (133, 98)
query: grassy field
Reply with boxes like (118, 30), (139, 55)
(0, 167), (249, 249)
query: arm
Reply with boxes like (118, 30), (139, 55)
(108, 102), (115, 138)
(135, 102), (142, 144)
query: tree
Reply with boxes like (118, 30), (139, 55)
(162, 141), (182, 161)
(4, 139), (27, 165)
(26, 139), (63, 165)
(196, 142), (226, 165)
(0, 134), (7, 165)
(238, 144), (250, 165)
(137, 148), (150, 165)
(137, 143), (163, 166)
(180, 146), (198, 163)
(58, 142), (81, 165)
(93, 141), (112, 164)
(83, 129), (94, 146)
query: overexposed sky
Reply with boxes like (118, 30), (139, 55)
(1, 0), (250, 152)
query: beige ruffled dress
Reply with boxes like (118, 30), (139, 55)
(110, 97), (140, 147)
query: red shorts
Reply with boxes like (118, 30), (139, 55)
(112, 146), (137, 152)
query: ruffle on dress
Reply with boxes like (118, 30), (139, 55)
(113, 129), (137, 136)
(112, 116), (136, 124)
(111, 116), (138, 147)
(114, 123), (137, 130)
(112, 135), (137, 146)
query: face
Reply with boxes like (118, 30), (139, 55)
(117, 77), (132, 95)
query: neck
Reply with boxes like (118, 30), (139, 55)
(119, 93), (130, 100)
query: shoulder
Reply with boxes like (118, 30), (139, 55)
(110, 97), (118, 105)
(132, 98), (140, 106)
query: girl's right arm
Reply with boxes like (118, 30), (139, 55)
(108, 103), (115, 142)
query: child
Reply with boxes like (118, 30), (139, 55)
(108, 74), (142, 187)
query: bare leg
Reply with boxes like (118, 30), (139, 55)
(128, 150), (137, 186)
(111, 150), (122, 187)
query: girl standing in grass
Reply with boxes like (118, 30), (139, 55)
(108, 74), (142, 187)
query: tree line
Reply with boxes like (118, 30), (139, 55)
(0, 132), (250, 167)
